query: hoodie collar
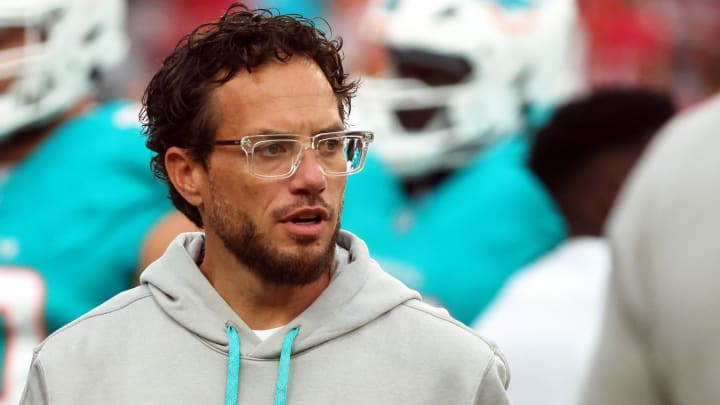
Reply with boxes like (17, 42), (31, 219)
(140, 231), (419, 358)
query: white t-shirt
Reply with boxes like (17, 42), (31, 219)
(252, 326), (285, 341)
(473, 237), (610, 405)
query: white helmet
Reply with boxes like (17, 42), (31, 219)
(352, 0), (585, 177)
(0, 0), (128, 141)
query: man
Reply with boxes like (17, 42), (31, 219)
(474, 88), (675, 405)
(0, 1), (194, 404)
(19, 5), (511, 404)
(580, 93), (720, 404)
(342, 0), (583, 323)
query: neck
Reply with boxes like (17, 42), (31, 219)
(567, 221), (602, 238)
(199, 231), (331, 330)
(564, 202), (604, 237)
(0, 99), (95, 164)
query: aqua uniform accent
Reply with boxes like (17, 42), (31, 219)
(256, 0), (329, 19)
(0, 101), (173, 402)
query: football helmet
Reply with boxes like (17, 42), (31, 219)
(0, 0), (128, 141)
(353, 0), (584, 177)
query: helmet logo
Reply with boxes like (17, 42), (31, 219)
(483, 0), (540, 36)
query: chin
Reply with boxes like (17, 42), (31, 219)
(285, 229), (336, 258)
(287, 233), (323, 245)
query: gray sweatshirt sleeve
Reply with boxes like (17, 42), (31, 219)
(578, 132), (664, 405)
(19, 354), (49, 405)
(474, 352), (512, 405)
(579, 269), (662, 405)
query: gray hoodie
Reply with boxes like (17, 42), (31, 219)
(20, 231), (511, 405)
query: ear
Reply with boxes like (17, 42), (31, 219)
(165, 146), (207, 208)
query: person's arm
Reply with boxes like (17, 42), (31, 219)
(579, 120), (666, 405)
(139, 211), (200, 269)
(472, 351), (512, 405)
(579, 264), (662, 405)
(138, 211), (200, 274)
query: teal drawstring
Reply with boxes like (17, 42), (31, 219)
(274, 327), (299, 405)
(225, 325), (241, 405)
(224, 325), (300, 405)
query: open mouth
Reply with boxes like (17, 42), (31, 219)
(280, 208), (330, 238)
(290, 214), (323, 224)
(280, 207), (330, 224)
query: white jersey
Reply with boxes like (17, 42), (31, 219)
(473, 237), (610, 405)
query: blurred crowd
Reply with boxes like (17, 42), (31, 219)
(110, 0), (720, 107)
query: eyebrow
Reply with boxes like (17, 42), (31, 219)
(250, 124), (346, 136)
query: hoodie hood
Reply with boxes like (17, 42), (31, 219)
(25, 230), (512, 405)
(140, 231), (420, 359)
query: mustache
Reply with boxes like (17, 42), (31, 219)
(272, 196), (334, 220)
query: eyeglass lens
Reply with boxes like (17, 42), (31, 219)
(250, 136), (365, 177)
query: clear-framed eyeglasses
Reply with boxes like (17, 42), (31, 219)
(212, 130), (374, 179)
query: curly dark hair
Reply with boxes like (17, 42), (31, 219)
(141, 3), (359, 227)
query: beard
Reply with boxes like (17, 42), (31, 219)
(206, 179), (340, 286)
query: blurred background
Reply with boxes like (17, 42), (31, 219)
(107, 0), (720, 108)
(2, 1), (718, 404)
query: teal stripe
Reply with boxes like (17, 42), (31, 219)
(274, 327), (299, 405)
(225, 325), (241, 405)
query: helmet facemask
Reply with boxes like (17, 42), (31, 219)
(351, 0), (584, 178)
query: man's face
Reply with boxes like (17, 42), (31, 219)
(202, 57), (346, 285)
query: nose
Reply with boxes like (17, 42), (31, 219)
(288, 148), (327, 195)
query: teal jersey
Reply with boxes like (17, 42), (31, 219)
(342, 136), (567, 324)
(0, 101), (173, 404)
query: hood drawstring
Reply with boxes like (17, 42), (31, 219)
(275, 327), (299, 405)
(225, 325), (241, 405)
(225, 325), (300, 405)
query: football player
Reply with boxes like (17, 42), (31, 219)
(0, 1), (194, 403)
(342, 0), (585, 323)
